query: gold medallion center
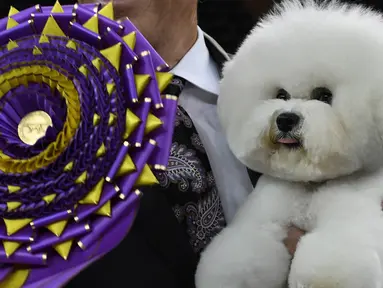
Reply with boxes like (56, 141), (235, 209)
(17, 111), (53, 146)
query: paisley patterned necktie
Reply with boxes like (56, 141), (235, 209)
(156, 77), (227, 253)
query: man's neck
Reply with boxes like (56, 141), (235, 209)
(122, 2), (198, 68)
(151, 17), (198, 68)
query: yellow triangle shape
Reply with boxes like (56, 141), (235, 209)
(123, 109), (141, 139)
(134, 74), (151, 96)
(33, 46), (42, 55)
(6, 17), (19, 30)
(93, 113), (100, 126)
(46, 219), (68, 236)
(79, 65), (88, 77)
(7, 202), (21, 212)
(0, 151), (11, 160)
(96, 143), (106, 157)
(136, 165), (159, 186)
(7, 40), (18, 51)
(8, 7), (19, 17)
(156, 72), (173, 92)
(41, 16), (65, 37)
(64, 161), (74, 172)
(43, 194), (56, 204)
(106, 83), (115, 95)
(122, 32), (136, 50)
(145, 113), (163, 135)
(116, 154), (136, 178)
(75, 171), (87, 184)
(8, 185), (20, 193)
(83, 14), (99, 34)
(92, 58), (102, 72)
(39, 35), (50, 43)
(79, 178), (105, 205)
(99, 2), (114, 20)
(53, 239), (73, 260)
(100, 43), (122, 72)
(108, 113), (117, 126)
(95, 201), (112, 217)
(51, 1), (64, 13)
(0, 268), (30, 288)
(3, 218), (33, 236)
(3, 241), (21, 257)
(66, 40), (77, 50)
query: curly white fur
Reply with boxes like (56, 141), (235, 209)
(195, 1), (383, 287)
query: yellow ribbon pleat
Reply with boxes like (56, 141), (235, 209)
(0, 268), (30, 288)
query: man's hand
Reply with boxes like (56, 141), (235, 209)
(284, 202), (383, 256)
(285, 202), (383, 256)
(283, 226), (305, 256)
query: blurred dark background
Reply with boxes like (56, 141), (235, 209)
(1, 0), (383, 54)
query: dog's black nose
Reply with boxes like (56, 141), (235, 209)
(276, 112), (300, 132)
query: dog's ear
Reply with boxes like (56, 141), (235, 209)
(358, 91), (383, 169)
(217, 77), (249, 163)
(373, 94), (383, 143)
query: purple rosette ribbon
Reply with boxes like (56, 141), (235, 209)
(0, 2), (177, 287)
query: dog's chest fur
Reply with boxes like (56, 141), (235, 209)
(255, 171), (383, 233)
(288, 183), (319, 232)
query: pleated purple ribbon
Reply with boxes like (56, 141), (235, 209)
(0, 2), (177, 287)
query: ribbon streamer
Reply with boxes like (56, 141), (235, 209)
(0, 2), (177, 287)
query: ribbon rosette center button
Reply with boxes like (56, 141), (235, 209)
(17, 111), (53, 146)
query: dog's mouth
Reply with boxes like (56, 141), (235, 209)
(275, 134), (302, 149)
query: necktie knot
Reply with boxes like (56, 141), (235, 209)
(163, 76), (186, 97)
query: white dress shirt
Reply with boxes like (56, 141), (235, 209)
(171, 27), (253, 223)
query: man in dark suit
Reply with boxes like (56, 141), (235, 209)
(65, 0), (305, 287)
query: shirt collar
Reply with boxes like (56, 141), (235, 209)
(171, 27), (221, 95)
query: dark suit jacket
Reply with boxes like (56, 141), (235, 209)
(67, 34), (260, 288)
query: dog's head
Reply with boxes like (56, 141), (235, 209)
(218, 0), (383, 182)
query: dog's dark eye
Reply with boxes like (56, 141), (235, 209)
(311, 87), (333, 104)
(275, 89), (290, 101)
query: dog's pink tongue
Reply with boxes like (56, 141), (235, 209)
(277, 138), (298, 144)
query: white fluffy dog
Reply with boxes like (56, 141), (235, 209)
(195, 1), (383, 287)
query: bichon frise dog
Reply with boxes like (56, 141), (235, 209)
(195, 1), (383, 287)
